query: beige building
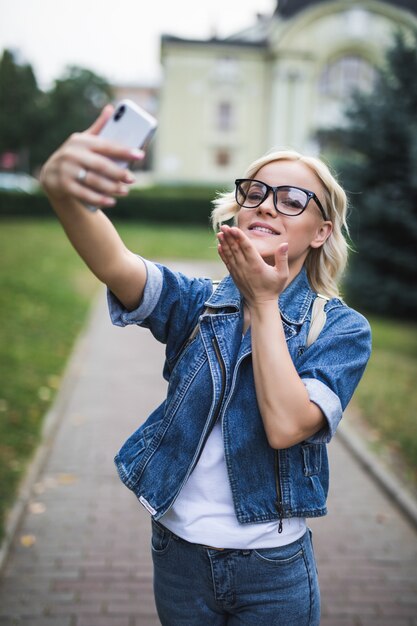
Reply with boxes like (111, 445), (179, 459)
(153, 0), (417, 185)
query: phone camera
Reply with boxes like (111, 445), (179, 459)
(114, 105), (125, 122)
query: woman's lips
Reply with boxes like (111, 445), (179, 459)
(248, 222), (280, 235)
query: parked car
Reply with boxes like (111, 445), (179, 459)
(0, 172), (39, 193)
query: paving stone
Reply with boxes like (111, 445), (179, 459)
(76, 618), (130, 626)
(4, 616), (73, 626)
(319, 619), (358, 626)
(358, 620), (412, 626)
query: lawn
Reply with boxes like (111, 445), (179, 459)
(0, 218), (416, 541)
(353, 316), (417, 485)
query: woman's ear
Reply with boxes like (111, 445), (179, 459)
(310, 221), (333, 249)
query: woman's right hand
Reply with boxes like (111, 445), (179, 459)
(40, 105), (144, 209)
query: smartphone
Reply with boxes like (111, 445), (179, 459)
(99, 99), (157, 166)
(85, 99), (157, 210)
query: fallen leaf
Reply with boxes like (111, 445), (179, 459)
(28, 502), (46, 515)
(20, 534), (36, 547)
(38, 386), (51, 401)
(57, 473), (78, 485)
(71, 414), (87, 426)
(47, 375), (61, 389)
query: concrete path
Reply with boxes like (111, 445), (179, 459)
(0, 261), (416, 626)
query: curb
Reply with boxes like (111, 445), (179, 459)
(337, 416), (417, 530)
(0, 295), (100, 575)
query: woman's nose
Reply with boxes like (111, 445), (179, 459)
(256, 191), (278, 217)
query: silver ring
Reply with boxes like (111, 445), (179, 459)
(76, 167), (88, 183)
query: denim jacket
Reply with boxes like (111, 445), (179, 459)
(109, 259), (371, 523)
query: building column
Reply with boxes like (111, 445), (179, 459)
(269, 57), (313, 152)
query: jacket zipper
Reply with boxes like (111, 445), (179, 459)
(193, 336), (226, 456)
(212, 336), (226, 418)
(190, 336), (226, 460)
(274, 450), (284, 533)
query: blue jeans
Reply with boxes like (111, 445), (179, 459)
(151, 520), (320, 625)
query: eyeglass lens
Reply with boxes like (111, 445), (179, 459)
(236, 180), (309, 216)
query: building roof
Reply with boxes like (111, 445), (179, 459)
(274, 0), (417, 18)
(160, 34), (267, 49)
(161, 1), (417, 53)
(227, 0), (417, 45)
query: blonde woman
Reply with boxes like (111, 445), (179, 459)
(41, 106), (371, 625)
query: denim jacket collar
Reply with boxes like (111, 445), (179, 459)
(204, 267), (315, 327)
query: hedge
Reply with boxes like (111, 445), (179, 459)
(0, 185), (224, 225)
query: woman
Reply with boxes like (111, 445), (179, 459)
(41, 104), (371, 625)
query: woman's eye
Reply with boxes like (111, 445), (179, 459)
(247, 192), (263, 202)
(246, 189), (264, 204)
(282, 199), (303, 209)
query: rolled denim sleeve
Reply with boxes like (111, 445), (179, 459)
(296, 303), (371, 444)
(106, 257), (214, 369)
(302, 378), (342, 444)
(107, 258), (163, 327)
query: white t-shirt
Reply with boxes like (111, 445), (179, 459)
(160, 419), (306, 549)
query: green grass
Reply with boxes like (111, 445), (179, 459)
(115, 220), (218, 259)
(353, 316), (417, 483)
(0, 220), (97, 541)
(0, 218), (217, 541)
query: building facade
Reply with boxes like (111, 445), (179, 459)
(153, 0), (417, 184)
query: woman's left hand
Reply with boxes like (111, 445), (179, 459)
(217, 225), (289, 306)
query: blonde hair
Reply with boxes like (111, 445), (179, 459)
(211, 150), (349, 299)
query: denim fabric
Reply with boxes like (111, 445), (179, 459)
(109, 261), (371, 522)
(151, 520), (320, 625)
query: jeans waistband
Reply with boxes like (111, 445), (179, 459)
(152, 519), (309, 553)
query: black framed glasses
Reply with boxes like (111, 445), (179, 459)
(235, 178), (327, 219)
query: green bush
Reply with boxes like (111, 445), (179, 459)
(0, 190), (51, 217)
(0, 185), (221, 225)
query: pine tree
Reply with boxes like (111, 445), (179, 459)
(323, 33), (417, 319)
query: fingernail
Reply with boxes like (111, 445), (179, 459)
(104, 197), (116, 206)
(124, 172), (135, 183)
(281, 243), (288, 253)
(130, 149), (145, 159)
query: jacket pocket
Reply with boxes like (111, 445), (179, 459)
(115, 419), (163, 488)
(301, 443), (323, 477)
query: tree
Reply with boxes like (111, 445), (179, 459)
(322, 33), (417, 320)
(0, 49), (45, 171)
(41, 66), (114, 162)
(0, 52), (114, 173)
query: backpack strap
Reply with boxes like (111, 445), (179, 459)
(306, 294), (329, 348)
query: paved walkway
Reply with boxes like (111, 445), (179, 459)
(0, 261), (416, 626)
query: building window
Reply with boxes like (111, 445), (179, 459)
(215, 149), (231, 167)
(318, 55), (377, 99)
(216, 101), (234, 131)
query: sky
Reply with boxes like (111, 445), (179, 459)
(0, 0), (275, 89)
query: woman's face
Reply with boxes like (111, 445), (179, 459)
(236, 160), (332, 274)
